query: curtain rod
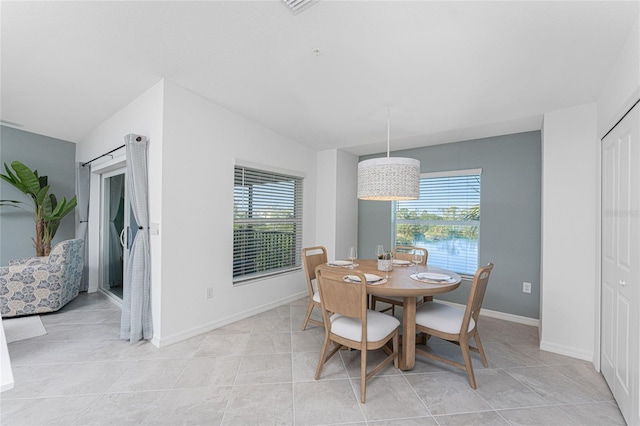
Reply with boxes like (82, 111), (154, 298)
(81, 144), (125, 167)
(81, 136), (143, 167)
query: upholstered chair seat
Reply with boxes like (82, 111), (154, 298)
(415, 302), (476, 334)
(330, 310), (400, 343)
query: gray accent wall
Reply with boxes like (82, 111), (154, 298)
(358, 131), (541, 319)
(0, 126), (76, 265)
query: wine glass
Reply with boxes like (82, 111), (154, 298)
(381, 251), (393, 279)
(348, 247), (357, 268)
(376, 245), (384, 259)
(412, 251), (423, 275)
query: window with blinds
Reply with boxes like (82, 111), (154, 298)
(394, 170), (481, 276)
(233, 165), (303, 283)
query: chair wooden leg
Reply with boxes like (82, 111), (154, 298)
(315, 334), (332, 380)
(416, 332), (427, 345)
(393, 331), (399, 368)
(473, 330), (489, 368)
(460, 340), (477, 389)
(302, 301), (314, 330)
(360, 346), (367, 403)
(302, 302), (323, 330)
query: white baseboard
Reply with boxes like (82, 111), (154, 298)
(435, 299), (594, 362)
(539, 340), (593, 362)
(433, 299), (540, 327)
(156, 291), (308, 348)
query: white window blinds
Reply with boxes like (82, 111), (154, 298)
(394, 170), (480, 275)
(233, 165), (303, 283)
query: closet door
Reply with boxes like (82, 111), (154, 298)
(601, 102), (639, 426)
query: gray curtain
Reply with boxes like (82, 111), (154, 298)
(120, 134), (153, 342)
(75, 163), (90, 291)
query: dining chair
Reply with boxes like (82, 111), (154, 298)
(301, 246), (328, 330)
(414, 262), (494, 389)
(314, 265), (400, 403)
(371, 246), (428, 316)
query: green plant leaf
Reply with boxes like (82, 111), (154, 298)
(38, 174), (47, 189)
(49, 196), (77, 219)
(1, 165), (29, 193)
(2, 163), (19, 183)
(11, 161), (41, 195)
(35, 185), (50, 209)
(44, 196), (76, 240)
(41, 191), (53, 218)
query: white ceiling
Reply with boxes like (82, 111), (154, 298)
(1, 1), (638, 156)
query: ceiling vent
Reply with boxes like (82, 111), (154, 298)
(281, 0), (317, 15)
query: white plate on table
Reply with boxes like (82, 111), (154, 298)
(344, 273), (386, 285)
(411, 272), (455, 284)
(393, 259), (411, 265)
(328, 260), (353, 267)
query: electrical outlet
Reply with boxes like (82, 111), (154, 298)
(523, 282), (531, 294)
(206, 287), (214, 299)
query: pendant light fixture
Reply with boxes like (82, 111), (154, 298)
(357, 109), (420, 201)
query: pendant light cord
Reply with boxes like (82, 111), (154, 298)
(386, 107), (391, 158)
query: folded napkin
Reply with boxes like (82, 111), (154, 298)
(416, 272), (451, 281)
(411, 272), (455, 284)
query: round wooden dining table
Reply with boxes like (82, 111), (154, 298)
(351, 259), (461, 370)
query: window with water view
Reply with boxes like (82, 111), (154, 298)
(394, 170), (480, 276)
(233, 166), (303, 283)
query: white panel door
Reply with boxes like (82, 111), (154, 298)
(601, 102), (639, 426)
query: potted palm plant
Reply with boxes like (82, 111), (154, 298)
(0, 161), (77, 256)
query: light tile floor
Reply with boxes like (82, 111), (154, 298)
(1, 292), (625, 425)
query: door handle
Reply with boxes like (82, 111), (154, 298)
(619, 280), (627, 287)
(119, 228), (126, 248)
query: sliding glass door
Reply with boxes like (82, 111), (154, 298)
(100, 168), (137, 301)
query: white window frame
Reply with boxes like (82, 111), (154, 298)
(233, 164), (303, 284)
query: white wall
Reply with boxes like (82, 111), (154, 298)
(315, 149), (358, 260)
(598, 14), (640, 138)
(78, 80), (164, 341)
(335, 150), (358, 259)
(159, 80), (318, 344)
(540, 102), (597, 361)
(316, 150), (338, 256)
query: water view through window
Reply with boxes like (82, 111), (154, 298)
(394, 172), (480, 276)
(414, 236), (478, 276)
